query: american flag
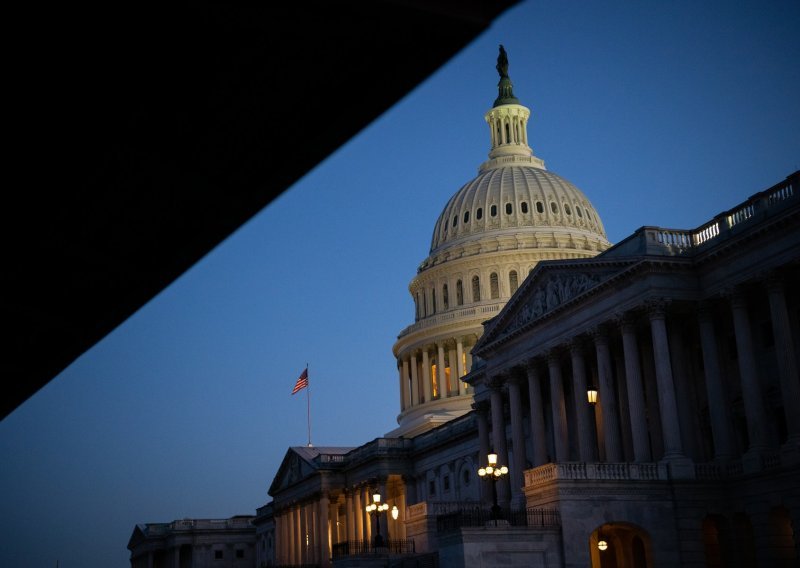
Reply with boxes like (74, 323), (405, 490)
(291, 368), (309, 395)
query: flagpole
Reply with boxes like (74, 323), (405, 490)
(306, 363), (312, 447)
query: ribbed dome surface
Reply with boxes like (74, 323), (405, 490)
(429, 165), (608, 254)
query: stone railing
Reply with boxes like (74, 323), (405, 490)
(397, 301), (505, 339)
(166, 517), (254, 531)
(524, 462), (668, 487)
(610, 171), (797, 257)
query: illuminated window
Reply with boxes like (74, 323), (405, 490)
(445, 366), (452, 394)
(509, 270), (519, 294)
(431, 364), (438, 398)
(472, 276), (481, 302)
(490, 272), (499, 299)
(442, 284), (449, 309)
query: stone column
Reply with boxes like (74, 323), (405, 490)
(697, 305), (736, 461)
(547, 352), (570, 462)
(526, 361), (548, 466)
(401, 359), (411, 409)
(457, 339), (466, 394)
(362, 487), (372, 543)
(422, 348), (432, 403)
(507, 373), (527, 506)
(570, 340), (596, 462)
(765, 275), (800, 458)
(353, 489), (363, 542)
(669, 321), (701, 460)
(489, 379), (511, 507)
(318, 494), (330, 567)
(640, 338), (665, 459)
(593, 327), (623, 462)
(448, 346), (457, 395)
(473, 401), (492, 506)
(437, 342), (446, 398)
(648, 300), (691, 473)
(620, 317), (652, 462)
(730, 290), (771, 465)
(398, 363), (406, 411)
(409, 353), (419, 405)
(345, 491), (355, 542)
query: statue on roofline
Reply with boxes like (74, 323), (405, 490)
(496, 44), (509, 79)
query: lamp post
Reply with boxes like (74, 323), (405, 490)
(365, 492), (389, 547)
(477, 451), (508, 521)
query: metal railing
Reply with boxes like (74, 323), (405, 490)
(436, 507), (560, 533)
(331, 539), (415, 558)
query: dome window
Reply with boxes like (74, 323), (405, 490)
(564, 203), (572, 215)
(550, 202), (559, 214)
(476, 207), (483, 220)
(505, 203), (513, 215)
(490, 272), (499, 299)
(576, 206), (583, 218)
(456, 280), (464, 306)
(471, 276), (481, 302)
(443, 284), (449, 310)
(431, 287), (437, 314)
(463, 211), (470, 223)
(509, 270), (519, 294)
(536, 201), (544, 213)
(521, 202), (529, 214)
(452, 215), (458, 228)
(490, 204), (497, 217)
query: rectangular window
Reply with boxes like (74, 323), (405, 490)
(215, 550), (223, 560)
(236, 549), (244, 559)
(428, 480), (436, 496)
(443, 475), (450, 491)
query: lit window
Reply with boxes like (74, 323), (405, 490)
(431, 363), (438, 398)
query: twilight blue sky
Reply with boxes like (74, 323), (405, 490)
(2, 1), (799, 566)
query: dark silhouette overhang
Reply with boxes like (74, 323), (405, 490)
(2, 1), (518, 419)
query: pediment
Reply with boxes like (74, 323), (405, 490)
(268, 448), (318, 496)
(479, 260), (635, 347)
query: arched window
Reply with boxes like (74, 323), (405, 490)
(471, 275), (481, 302)
(564, 203), (572, 215)
(456, 280), (463, 306)
(505, 203), (513, 215)
(536, 201), (544, 213)
(490, 204), (497, 217)
(431, 287), (436, 314)
(550, 201), (559, 214)
(490, 272), (499, 299)
(521, 202), (528, 214)
(463, 211), (470, 223)
(452, 215), (458, 227)
(422, 291), (427, 316)
(476, 207), (483, 220)
(576, 205), (583, 218)
(442, 284), (449, 309)
(415, 293), (420, 320)
(505, 123), (510, 143)
(509, 270), (519, 294)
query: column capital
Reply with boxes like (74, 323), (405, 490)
(487, 374), (506, 391)
(762, 270), (785, 293)
(568, 336), (586, 353)
(588, 324), (610, 343)
(525, 357), (540, 373)
(613, 311), (637, 331)
(471, 399), (491, 414)
(545, 348), (563, 363)
(507, 366), (526, 385)
(646, 297), (671, 319)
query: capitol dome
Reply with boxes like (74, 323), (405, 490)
(389, 46), (611, 438)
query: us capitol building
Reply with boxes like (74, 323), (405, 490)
(129, 48), (800, 568)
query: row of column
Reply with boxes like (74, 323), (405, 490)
(276, 482), (409, 566)
(397, 338), (473, 410)
(480, 280), (799, 503)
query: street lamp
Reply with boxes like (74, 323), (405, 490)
(365, 492), (389, 547)
(477, 451), (508, 521)
(587, 385), (598, 405)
